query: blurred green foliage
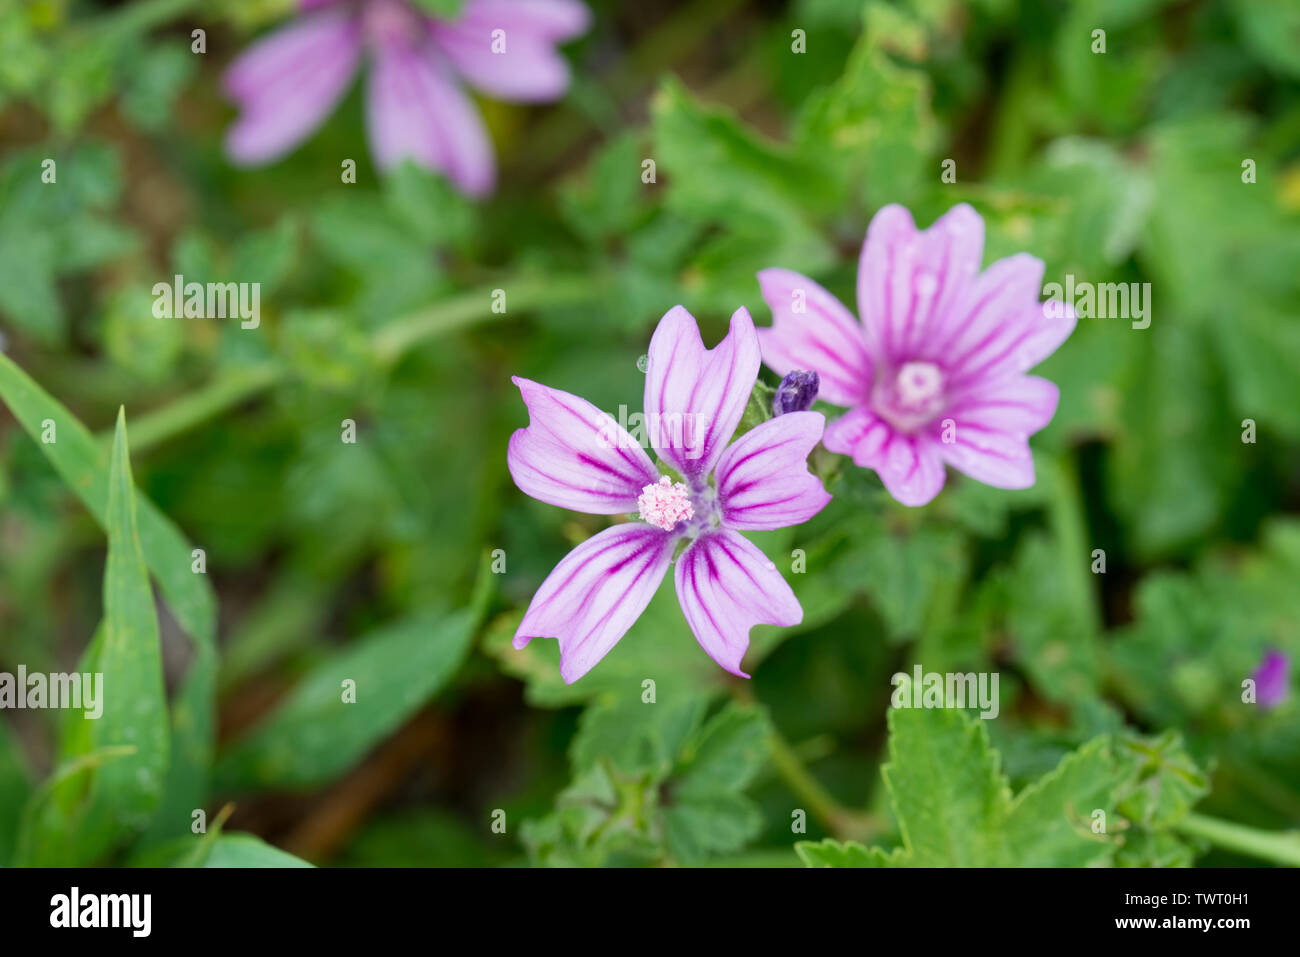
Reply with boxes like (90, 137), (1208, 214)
(1, 0), (1299, 868)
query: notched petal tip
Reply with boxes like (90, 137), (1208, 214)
(675, 529), (802, 679)
(514, 524), (674, 684)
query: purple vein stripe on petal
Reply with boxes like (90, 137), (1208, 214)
(515, 523), (674, 683)
(715, 411), (831, 530)
(674, 528), (802, 678)
(508, 376), (659, 514)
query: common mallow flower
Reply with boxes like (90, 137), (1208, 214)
(508, 306), (832, 683)
(222, 0), (591, 195)
(758, 204), (1076, 506)
(1253, 650), (1289, 709)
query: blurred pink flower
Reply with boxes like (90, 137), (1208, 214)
(508, 306), (831, 683)
(1253, 649), (1289, 709)
(757, 203), (1076, 506)
(222, 0), (590, 195)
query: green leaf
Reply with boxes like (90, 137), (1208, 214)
(136, 833), (315, 868)
(1004, 737), (1119, 867)
(384, 160), (474, 246)
(527, 702), (772, 867)
(794, 1), (938, 209)
(200, 834), (315, 868)
(1114, 732), (1210, 830)
(0, 721), (32, 864)
(881, 706), (1011, 866)
(0, 354), (217, 652)
(837, 710), (1211, 868)
(215, 563), (492, 790)
(795, 838), (894, 868)
(672, 702), (769, 798)
(0, 355), (217, 844)
(119, 42), (194, 132)
(570, 697), (706, 779)
(12, 745), (135, 866)
(662, 791), (763, 862)
(650, 77), (835, 306)
(90, 409), (170, 834)
(1230, 0), (1300, 79)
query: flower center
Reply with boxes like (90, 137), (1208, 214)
(895, 361), (944, 408)
(637, 476), (694, 531)
(872, 361), (947, 433)
(362, 0), (425, 45)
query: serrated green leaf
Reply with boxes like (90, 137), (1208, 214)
(1005, 737), (1120, 867)
(795, 838), (894, 868)
(881, 707), (1011, 866)
(672, 703), (770, 798)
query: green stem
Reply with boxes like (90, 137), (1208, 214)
(110, 273), (605, 452)
(371, 272), (604, 363)
(1045, 451), (1100, 634)
(1174, 812), (1300, 867)
(767, 727), (879, 843)
(126, 362), (283, 455)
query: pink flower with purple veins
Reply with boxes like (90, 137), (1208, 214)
(508, 305), (832, 683)
(758, 203), (1076, 507)
(222, 0), (591, 195)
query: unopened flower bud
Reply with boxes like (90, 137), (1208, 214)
(772, 370), (820, 415)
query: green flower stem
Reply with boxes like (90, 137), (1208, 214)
(125, 362), (283, 455)
(370, 272), (604, 363)
(1174, 812), (1300, 867)
(110, 273), (606, 453)
(1044, 451), (1100, 634)
(766, 725), (880, 843)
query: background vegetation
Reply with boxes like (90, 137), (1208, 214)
(1, 0), (1299, 867)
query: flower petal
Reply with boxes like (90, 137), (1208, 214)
(508, 376), (659, 513)
(856, 203), (985, 366)
(715, 411), (831, 530)
(432, 24), (572, 101)
(223, 9), (362, 165)
(939, 253), (1077, 389)
(674, 528), (801, 678)
(756, 267), (874, 407)
(453, 0), (591, 41)
(824, 407), (947, 506)
(366, 37), (495, 195)
(514, 524), (674, 683)
(642, 305), (761, 480)
(937, 374), (1058, 489)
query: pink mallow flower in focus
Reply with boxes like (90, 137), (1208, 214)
(508, 306), (832, 683)
(222, 0), (590, 195)
(757, 203), (1076, 506)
